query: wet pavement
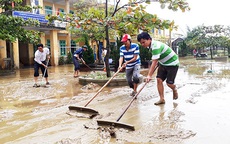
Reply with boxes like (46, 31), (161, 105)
(0, 57), (230, 144)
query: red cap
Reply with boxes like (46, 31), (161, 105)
(121, 34), (131, 42)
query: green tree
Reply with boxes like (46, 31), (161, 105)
(82, 35), (94, 64)
(0, 0), (41, 43)
(0, 0), (42, 70)
(48, 0), (190, 77)
(185, 25), (227, 59)
(178, 41), (188, 57)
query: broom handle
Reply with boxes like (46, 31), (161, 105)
(116, 64), (159, 122)
(116, 82), (147, 122)
(81, 58), (94, 71)
(41, 59), (49, 83)
(84, 68), (122, 107)
(43, 59), (49, 75)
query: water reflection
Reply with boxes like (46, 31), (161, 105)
(180, 57), (230, 76)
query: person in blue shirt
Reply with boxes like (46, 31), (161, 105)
(73, 45), (87, 78)
(118, 34), (142, 97)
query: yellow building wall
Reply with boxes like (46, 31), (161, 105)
(0, 40), (7, 69)
(12, 40), (19, 69)
(50, 30), (59, 66)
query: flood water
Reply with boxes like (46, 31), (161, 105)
(1, 57), (230, 144)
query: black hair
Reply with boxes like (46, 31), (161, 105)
(82, 45), (88, 49)
(128, 39), (132, 43)
(137, 32), (152, 42)
(37, 43), (43, 48)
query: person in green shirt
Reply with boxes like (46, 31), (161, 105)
(137, 32), (179, 105)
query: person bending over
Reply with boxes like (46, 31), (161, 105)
(137, 32), (179, 105)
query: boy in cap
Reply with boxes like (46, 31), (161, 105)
(137, 32), (179, 105)
(118, 34), (142, 97)
(73, 45), (87, 78)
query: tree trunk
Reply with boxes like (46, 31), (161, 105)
(210, 46), (213, 59)
(105, 0), (111, 77)
(96, 40), (100, 63)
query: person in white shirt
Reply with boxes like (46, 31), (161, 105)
(101, 47), (107, 70)
(33, 44), (50, 87)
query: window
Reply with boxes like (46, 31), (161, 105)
(152, 28), (155, 34)
(59, 40), (66, 56)
(57, 8), (64, 15)
(158, 29), (161, 35)
(31, 0), (40, 14)
(71, 40), (76, 54)
(70, 10), (74, 14)
(46, 39), (50, 49)
(45, 6), (52, 16)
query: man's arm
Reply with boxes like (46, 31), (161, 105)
(118, 57), (124, 69)
(124, 55), (137, 66)
(47, 49), (51, 59)
(146, 59), (158, 82)
(74, 54), (81, 60)
(34, 55), (47, 67)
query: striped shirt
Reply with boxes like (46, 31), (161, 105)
(34, 47), (50, 64)
(150, 40), (179, 66)
(120, 43), (141, 69)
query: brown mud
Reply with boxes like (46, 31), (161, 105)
(1, 58), (230, 144)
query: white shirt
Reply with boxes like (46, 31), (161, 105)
(34, 47), (50, 64)
(102, 49), (107, 57)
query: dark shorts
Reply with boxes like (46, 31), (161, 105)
(73, 57), (80, 70)
(156, 64), (179, 84)
(34, 61), (48, 77)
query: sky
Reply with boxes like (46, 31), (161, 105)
(144, 0), (230, 35)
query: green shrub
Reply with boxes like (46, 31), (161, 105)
(66, 51), (73, 64)
(59, 56), (65, 65)
(139, 45), (152, 62)
(82, 36), (94, 64)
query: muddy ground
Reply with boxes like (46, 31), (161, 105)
(0, 57), (230, 144)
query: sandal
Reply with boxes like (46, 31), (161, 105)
(130, 91), (137, 97)
(74, 75), (79, 78)
(154, 100), (165, 105)
(33, 84), (40, 88)
(173, 89), (178, 100)
(46, 82), (50, 85)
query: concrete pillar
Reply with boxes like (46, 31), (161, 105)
(50, 30), (59, 66)
(12, 40), (19, 69)
(65, 0), (71, 53)
(28, 44), (34, 65)
(66, 33), (71, 54)
(40, 33), (46, 46)
(65, 0), (70, 14)
(52, 4), (56, 15)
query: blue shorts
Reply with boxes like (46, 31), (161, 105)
(73, 58), (80, 70)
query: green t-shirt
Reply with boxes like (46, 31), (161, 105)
(150, 40), (179, 66)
